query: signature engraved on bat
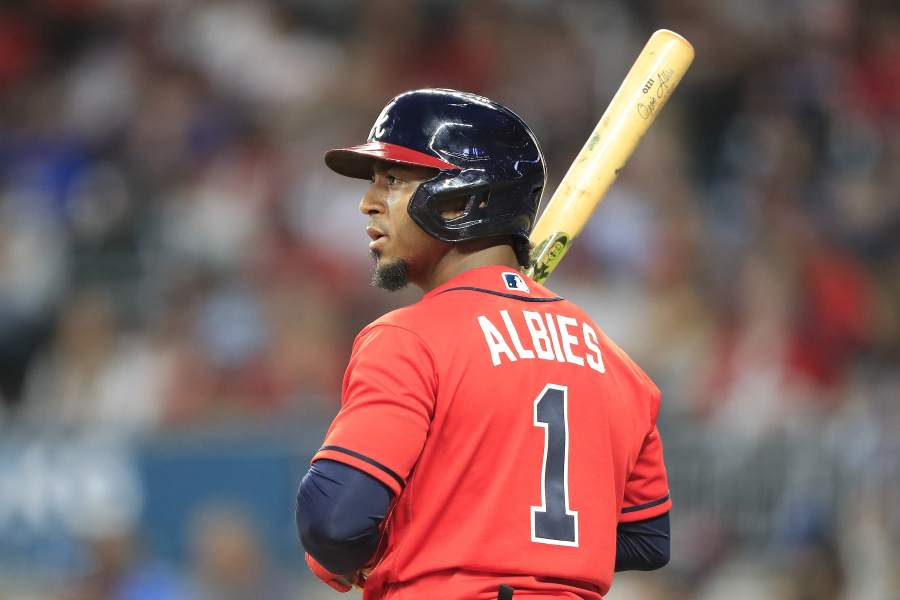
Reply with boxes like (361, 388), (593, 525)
(637, 96), (658, 120)
(656, 68), (674, 99)
(637, 68), (677, 119)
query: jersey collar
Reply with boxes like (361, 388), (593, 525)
(423, 265), (556, 301)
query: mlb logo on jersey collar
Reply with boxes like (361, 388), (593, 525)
(502, 272), (530, 293)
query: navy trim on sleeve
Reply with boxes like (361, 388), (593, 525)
(621, 494), (670, 514)
(319, 445), (406, 490)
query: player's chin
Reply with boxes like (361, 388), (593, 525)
(371, 256), (410, 291)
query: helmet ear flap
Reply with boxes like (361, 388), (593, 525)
(474, 190), (491, 211)
(528, 184), (544, 216)
(437, 191), (490, 223)
(407, 173), (488, 242)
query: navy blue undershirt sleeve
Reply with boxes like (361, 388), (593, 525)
(615, 512), (671, 572)
(296, 459), (393, 575)
(298, 460), (667, 574)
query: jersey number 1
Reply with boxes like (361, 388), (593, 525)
(531, 384), (579, 546)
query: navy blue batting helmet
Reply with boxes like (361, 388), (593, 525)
(325, 88), (546, 265)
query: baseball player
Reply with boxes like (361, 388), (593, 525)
(296, 89), (671, 600)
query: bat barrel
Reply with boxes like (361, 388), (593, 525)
(525, 29), (695, 283)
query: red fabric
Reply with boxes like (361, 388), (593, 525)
(619, 425), (672, 523)
(313, 266), (669, 600)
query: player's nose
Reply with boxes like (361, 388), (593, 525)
(358, 187), (384, 216)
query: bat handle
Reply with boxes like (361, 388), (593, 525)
(525, 231), (572, 284)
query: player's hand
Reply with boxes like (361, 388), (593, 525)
(305, 553), (366, 592)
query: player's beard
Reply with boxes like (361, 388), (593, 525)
(370, 250), (410, 291)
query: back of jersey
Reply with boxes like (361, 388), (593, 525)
(313, 266), (670, 600)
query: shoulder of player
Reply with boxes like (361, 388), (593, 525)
(365, 303), (428, 331)
(528, 278), (562, 299)
(598, 329), (662, 399)
(560, 299), (661, 397)
(353, 305), (435, 350)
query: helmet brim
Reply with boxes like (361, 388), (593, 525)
(324, 141), (461, 180)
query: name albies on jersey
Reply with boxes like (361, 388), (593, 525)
(312, 265), (671, 600)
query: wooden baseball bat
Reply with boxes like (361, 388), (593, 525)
(525, 29), (695, 283)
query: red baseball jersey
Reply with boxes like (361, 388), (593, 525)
(312, 265), (671, 600)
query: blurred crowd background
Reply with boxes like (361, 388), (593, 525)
(1, 0), (898, 598)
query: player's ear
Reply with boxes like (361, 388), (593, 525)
(436, 195), (471, 221)
(435, 190), (491, 222)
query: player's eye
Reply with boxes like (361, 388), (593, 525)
(384, 173), (407, 187)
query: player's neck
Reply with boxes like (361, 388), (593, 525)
(415, 243), (519, 293)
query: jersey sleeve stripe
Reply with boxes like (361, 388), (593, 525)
(318, 445), (406, 491)
(621, 494), (670, 514)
